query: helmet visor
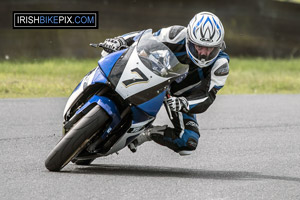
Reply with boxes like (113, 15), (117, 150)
(187, 40), (220, 65)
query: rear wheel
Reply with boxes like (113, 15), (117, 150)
(45, 105), (109, 171)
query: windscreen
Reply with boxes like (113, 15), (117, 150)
(136, 29), (188, 78)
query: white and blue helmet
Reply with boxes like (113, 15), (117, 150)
(186, 12), (225, 68)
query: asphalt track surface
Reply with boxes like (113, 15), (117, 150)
(0, 95), (299, 200)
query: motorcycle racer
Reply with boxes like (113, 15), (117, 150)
(100, 12), (229, 156)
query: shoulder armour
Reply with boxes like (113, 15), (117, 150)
(155, 26), (186, 45)
(208, 57), (229, 92)
(169, 25), (185, 40)
(214, 62), (229, 76)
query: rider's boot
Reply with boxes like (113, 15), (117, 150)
(128, 125), (198, 155)
(128, 126), (166, 153)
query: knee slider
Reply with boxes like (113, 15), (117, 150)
(186, 137), (198, 151)
(177, 138), (198, 156)
(181, 129), (199, 151)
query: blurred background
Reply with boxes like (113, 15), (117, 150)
(0, 0), (300, 60)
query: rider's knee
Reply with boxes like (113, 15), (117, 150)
(176, 130), (199, 155)
(186, 137), (198, 150)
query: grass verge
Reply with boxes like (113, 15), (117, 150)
(221, 57), (300, 94)
(0, 57), (299, 98)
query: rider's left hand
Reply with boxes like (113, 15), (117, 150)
(99, 37), (128, 53)
(167, 96), (189, 113)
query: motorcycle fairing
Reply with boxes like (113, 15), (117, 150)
(63, 69), (106, 118)
(107, 47), (133, 87)
(136, 90), (166, 116)
(91, 67), (108, 84)
(63, 50), (126, 119)
(103, 101), (157, 155)
(98, 49), (126, 77)
(105, 117), (154, 155)
(114, 47), (169, 104)
(131, 106), (153, 124)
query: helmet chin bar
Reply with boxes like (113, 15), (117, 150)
(186, 41), (220, 68)
(199, 54), (208, 61)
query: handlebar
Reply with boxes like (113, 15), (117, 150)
(89, 42), (118, 54)
(90, 43), (116, 51)
(90, 42), (127, 53)
(89, 43), (100, 48)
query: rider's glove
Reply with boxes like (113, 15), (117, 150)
(167, 96), (189, 113)
(100, 37), (128, 53)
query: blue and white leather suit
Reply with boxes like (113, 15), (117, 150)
(117, 26), (230, 155)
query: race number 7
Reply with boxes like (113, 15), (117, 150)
(122, 68), (149, 87)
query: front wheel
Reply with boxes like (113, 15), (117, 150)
(45, 105), (109, 171)
(73, 159), (95, 165)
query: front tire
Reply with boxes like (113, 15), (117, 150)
(45, 105), (109, 171)
(74, 159), (95, 165)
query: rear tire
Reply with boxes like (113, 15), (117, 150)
(45, 105), (109, 171)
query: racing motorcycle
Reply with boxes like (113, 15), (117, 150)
(45, 29), (189, 171)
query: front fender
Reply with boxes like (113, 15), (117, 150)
(76, 95), (122, 128)
(63, 67), (108, 118)
(63, 95), (122, 136)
